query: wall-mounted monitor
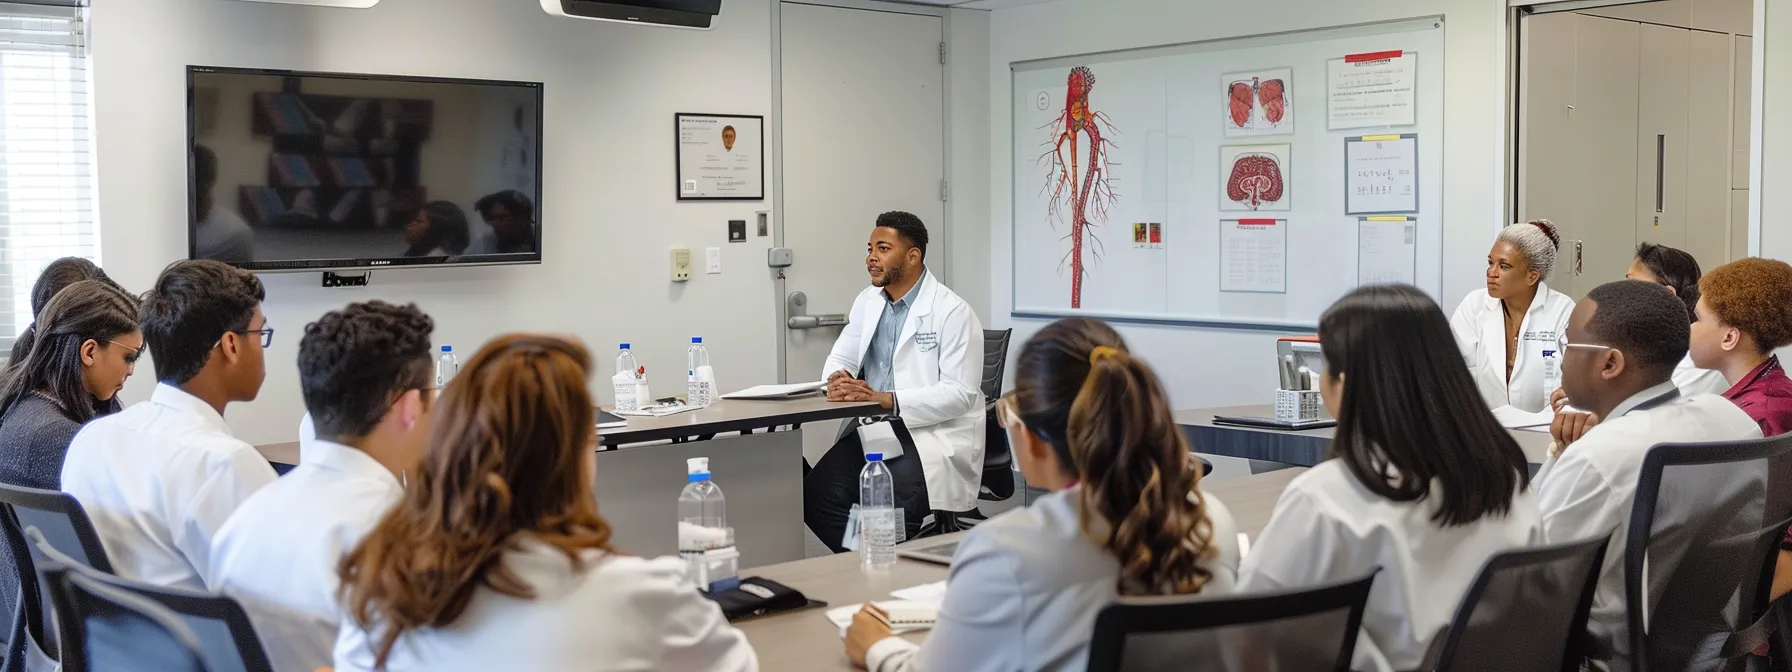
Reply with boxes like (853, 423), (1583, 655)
(186, 66), (544, 272)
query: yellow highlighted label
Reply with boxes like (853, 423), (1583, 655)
(1359, 134), (1400, 141)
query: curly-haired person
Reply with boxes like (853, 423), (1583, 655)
(209, 300), (437, 672)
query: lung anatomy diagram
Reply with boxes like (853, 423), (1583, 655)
(1040, 65), (1118, 310)
(1221, 144), (1291, 211)
(1222, 69), (1293, 137)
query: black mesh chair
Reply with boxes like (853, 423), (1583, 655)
(37, 564), (207, 672)
(1423, 532), (1611, 672)
(1617, 434), (1792, 672)
(978, 328), (1015, 502)
(28, 528), (272, 672)
(0, 482), (113, 668)
(1086, 569), (1378, 672)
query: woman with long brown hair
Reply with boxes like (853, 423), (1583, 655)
(844, 317), (1238, 671)
(333, 335), (756, 671)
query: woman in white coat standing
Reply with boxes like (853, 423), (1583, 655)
(333, 335), (756, 672)
(1450, 219), (1576, 412)
(1242, 285), (1541, 672)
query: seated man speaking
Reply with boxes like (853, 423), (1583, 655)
(806, 211), (985, 552)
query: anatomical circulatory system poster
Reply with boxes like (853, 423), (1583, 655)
(1222, 68), (1293, 137)
(1220, 144), (1291, 211)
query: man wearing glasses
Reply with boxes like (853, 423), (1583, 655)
(61, 259), (279, 591)
(1533, 280), (1761, 667)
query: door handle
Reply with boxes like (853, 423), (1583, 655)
(1655, 134), (1666, 214)
(787, 291), (847, 330)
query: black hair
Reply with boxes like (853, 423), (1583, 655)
(1633, 242), (1702, 323)
(140, 259), (265, 386)
(10, 258), (117, 363)
(1318, 284), (1531, 527)
(473, 190), (536, 224)
(1584, 279), (1689, 378)
(299, 301), (434, 439)
(193, 144), (217, 222)
(0, 281), (139, 423)
(403, 201), (472, 257)
(875, 211), (929, 261)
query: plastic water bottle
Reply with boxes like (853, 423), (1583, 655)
(859, 453), (897, 569)
(614, 344), (641, 412)
(687, 337), (714, 408)
(678, 457), (738, 591)
(434, 345), (459, 389)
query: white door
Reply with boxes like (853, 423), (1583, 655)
(777, 2), (945, 462)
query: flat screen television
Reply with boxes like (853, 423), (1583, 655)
(186, 66), (544, 271)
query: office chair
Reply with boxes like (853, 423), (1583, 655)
(37, 563), (207, 672)
(1423, 532), (1611, 671)
(978, 328), (1016, 503)
(0, 482), (113, 669)
(1086, 569), (1378, 672)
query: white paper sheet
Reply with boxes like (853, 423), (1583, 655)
(1219, 219), (1287, 293)
(1491, 405), (1555, 429)
(1357, 216), (1417, 286)
(1345, 134), (1419, 215)
(721, 381), (825, 400)
(1327, 50), (1418, 130)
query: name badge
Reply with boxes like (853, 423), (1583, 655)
(914, 332), (940, 352)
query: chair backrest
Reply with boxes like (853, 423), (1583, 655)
(981, 328), (1013, 402)
(1622, 434), (1792, 672)
(39, 564), (208, 672)
(28, 527), (272, 672)
(1086, 569), (1378, 672)
(0, 482), (112, 662)
(1428, 532), (1611, 672)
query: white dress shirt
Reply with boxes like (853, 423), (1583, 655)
(1238, 460), (1543, 672)
(61, 384), (277, 589)
(209, 440), (401, 672)
(867, 489), (1240, 672)
(1534, 381), (1762, 662)
(333, 537), (757, 672)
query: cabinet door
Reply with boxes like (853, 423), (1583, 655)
(1570, 15), (1642, 297)
(1686, 29), (1734, 267)
(1520, 11), (1581, 288)
(1636, 23), (1690, 251)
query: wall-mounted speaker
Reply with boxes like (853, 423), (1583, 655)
(225, 0), (379, 7)
(540, 0), (722, 30)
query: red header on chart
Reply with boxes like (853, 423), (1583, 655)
(1345, 50), (1403, 63)
(1238, 219), (1277, 226)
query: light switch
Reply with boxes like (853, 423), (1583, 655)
(706, 247), (722, 274)
(671, 247), (692, 282)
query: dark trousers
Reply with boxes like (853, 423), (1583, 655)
(804, 428), (931, 554)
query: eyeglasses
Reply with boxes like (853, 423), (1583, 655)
(213, 327), (275, 350)
(106, 340), (143, 364)
(1556, 331), (1614, 354)
(995, 393), (1022, 430)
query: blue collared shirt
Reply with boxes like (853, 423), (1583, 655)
(862, 271), (925, 393)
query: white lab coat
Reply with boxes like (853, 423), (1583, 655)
(1450, 283), (1577, 412)
(1533, 382), (1762, 662)
(1672, 353), (1730, 396)
(824, 270), (986, 512)
(1238, 460), (1542, 672)
(60, 384), (278, 589)
(209, 440), (402, 672)
(332, 538), (757, 671)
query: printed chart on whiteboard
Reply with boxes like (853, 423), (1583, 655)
(1327, 50), (1417, 130)
(1221, 219), (1287, 293)
(1345, 134), (1418, 215)
(1358, 216), (1418, 285)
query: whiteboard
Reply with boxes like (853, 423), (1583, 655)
(1010, 18), (1445, 329)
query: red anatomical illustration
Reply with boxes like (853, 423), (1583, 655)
(1258, 78), (1286, 124)
(1226, 153), (1285, 209)
(1040, 65), (1117, 309)
(1227, 80), (1253, 129)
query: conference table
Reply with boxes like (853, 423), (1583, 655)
(734, 467), (1307, 671)
(256, 396), (882, 567)
(1177, 405), (1556, 468)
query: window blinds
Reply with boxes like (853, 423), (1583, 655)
(0, 2), (94, 356)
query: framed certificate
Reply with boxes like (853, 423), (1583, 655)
(675, 113), (764, 201)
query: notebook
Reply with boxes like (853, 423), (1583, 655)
(824, 600), (939, 637)
(1210, 415), (1336, 431)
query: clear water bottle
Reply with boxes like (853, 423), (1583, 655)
(859, 453), (897, 569)
(678, 457), (737, 592)
(614, 343), (640, 412)
(434, 345), (459, 389)
(687, 337), (714, 408)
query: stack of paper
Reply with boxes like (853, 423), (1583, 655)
(722, 381), (826, 400)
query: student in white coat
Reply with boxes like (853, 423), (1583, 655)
(1450, 219), (1576, 412)
(807, 211), (984, 551)
(61, 260), (278, 589)
(844, 318), (1239, 672)
(1535, 280), (1761, 666)
(1241, 285), (1542, 672)
(209, 301), (436, 672)
(334, 335), (756, 672)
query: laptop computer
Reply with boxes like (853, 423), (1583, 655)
(895, 540), (959, 566)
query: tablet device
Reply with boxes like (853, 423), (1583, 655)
(896, 540), (959, 566)
(596, 410), (628, 429)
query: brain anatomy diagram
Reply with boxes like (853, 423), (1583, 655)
(1039, 65), (1118, 310)
(1225, 150), (1283, 209)
(1222, 70), (1293, 137)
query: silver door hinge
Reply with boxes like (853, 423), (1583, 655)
(939, 41), (947, 64)
(940, 180), (949, 202)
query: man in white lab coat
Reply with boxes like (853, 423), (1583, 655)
(806, 211), (985, 552)
(209, 301), (436, 672)
(1536, 280), (1761, 667)
(61, 260), (279, 589)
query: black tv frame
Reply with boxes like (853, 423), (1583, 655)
(185, 65), (545, 272)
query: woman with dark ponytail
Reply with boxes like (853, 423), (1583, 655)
(846, 318), (1238, 672)
(7, 257), (117, 364)
(1241, 284), (1540, 671)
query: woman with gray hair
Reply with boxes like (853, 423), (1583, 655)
(1448, 219), (1576, 412)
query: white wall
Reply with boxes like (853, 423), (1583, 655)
(986, 0), (1509, 408)
(1754, 0), (1791, 259)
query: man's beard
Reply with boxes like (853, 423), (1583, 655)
(874, 264), (906, 288)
